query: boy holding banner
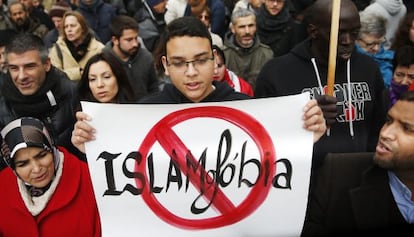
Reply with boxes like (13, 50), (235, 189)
(71, 16), (327, 153)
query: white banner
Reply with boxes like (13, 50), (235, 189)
(82, 93), (313, 237)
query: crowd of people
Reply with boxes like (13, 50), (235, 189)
(0, 0), (414, 235)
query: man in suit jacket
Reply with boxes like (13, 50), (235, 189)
(302, 90), (414, 236)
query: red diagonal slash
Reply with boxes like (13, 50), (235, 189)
(136, 106), (276, 229)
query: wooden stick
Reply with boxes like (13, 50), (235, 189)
(326, 0), (341, 96)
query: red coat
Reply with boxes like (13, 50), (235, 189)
(0, 147), (101, 237)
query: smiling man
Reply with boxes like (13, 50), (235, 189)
(302, 90), (414, 236)
(0, 33), (80, 170)
(255, 0), (386, 169)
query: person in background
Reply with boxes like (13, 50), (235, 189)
(391, 12), (414, 51)
(184, 0), (226, 38)
(0, 117), (101, 236)
(302, 90), (414, 236)
(232, 0), (262, 15)
(0, 0), (12, 30)
(43, 0), (72, 49)
(355, 12), (394, 88)
(0, 29), (16, 75)
(255, 0), (386, 169)
(164, 0), (187, 24)
(256, 0), (304, 57)
(71, 16), (327, 153)
(0, 33), (80, 170)
(77, 52), (137, 103)
(8, 0), (48, 38)
(212, 44), (253, 96)
(361, 0), (407, 49)
(49, 11), (104, 81)
(103, 15), (159, 100)
(223, 8), (273, 90)
(387, 45), (414, 108)
(197, 5), (223, 48)
(134, 0), (167, 52)
(19, 0), (54, 30)
(76, 0), (116, 44)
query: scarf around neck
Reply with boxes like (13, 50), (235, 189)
(1, 68), (66, 117)
(257, 3), (291, 44)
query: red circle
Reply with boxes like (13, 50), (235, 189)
(136, 106), (276, 229)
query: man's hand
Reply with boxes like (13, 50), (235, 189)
(71, 111), (95, 153)
(315, 95), (338, 126)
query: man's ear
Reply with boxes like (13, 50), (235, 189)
(111, 36), (119, 46)
(230, 23), (235, 34)
(161, 56), (170, 76)
(308, 23), (318, 39)
(44, 58), (52, 72)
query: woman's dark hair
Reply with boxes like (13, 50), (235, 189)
(212, 44), (225, 64)
(78, 52), (137, 103)
(391, 12), (414, 51)
(392, 45), (414, 69)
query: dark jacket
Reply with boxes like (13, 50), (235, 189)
(0, 67), (80, 169)
(256, 4), (303, 57)
(134, 1), (166, 52)
(255, 38), (386, 169)
(77, 0), (116, 43)
(103, 42), (159, 100)
(139, 80), (250, 103)
(302, 153), (414, 236)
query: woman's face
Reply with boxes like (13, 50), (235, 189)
(213, 55), (226, 81)
(393, 64), (414, 86)
(409, 20), (414, 43)
(14, 147), (55, 188)
(64, 15), (83, 44)
(88, 60), (119, 103)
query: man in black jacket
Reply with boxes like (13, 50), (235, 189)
(302, 90), (414, 236)
(0, 33), (80, 170)
(255, 0), (386, 169)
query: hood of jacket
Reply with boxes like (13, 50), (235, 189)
(376, 0), (404, 15)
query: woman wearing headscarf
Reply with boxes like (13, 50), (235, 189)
(0, 117), (101, 237)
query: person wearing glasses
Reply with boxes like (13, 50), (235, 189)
(196, 5), (223, 49)
(71, 16), (328, 154)
(355, 12), (394, 88)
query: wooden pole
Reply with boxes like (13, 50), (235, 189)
(326, 0), (341, 96)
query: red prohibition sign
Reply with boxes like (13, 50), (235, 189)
(135, 106), (276, 230)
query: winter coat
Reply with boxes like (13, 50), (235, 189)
(223, 32), (273, 90)
(49, 36), (104, 80)
(103, 42), (159, 100)
(0, 147), (101, 237)
(77, 0), (116, 43)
